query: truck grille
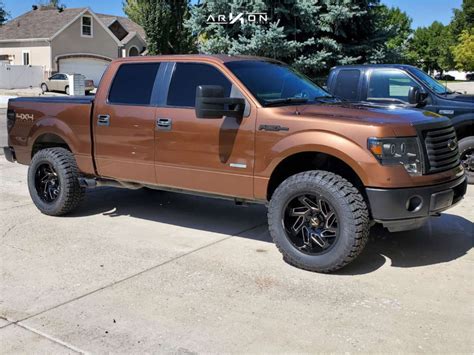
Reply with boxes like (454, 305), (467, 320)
(422, 125), (460, 174)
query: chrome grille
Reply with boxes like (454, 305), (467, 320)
(423, 125), (460, 173)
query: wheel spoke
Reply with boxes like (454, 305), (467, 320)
(298, 196), (319, 211)
(292, 216), (306, 233)
(310, 232), (329, 249)
(290, 206), (310, 216)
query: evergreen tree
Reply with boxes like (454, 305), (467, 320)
(0, 0), (9, 25)
(124, 0), (196, 54)
(187, 0), (394, 77)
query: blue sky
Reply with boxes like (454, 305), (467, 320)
(3, 0), (463, 29)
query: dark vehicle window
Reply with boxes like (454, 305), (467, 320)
(368, 69), (419, 102)
(334, 70), (360, 100)
(225, 60), (328, 106)
(51, 74), (62, 80)
(167, 63), (231, 107)
(109, 63), (160, 105)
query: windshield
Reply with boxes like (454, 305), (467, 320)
(408, 67), (452, 95)
(225, 60), (331, 106)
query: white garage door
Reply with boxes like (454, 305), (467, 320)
(59, 58), (110, 86)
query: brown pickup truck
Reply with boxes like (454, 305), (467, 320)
(3, 55), (467, 272)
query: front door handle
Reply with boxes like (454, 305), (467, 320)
(156, 118), (172, 130)
(97, 114), (110, 126)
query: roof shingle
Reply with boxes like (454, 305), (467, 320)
(0, 7), (86, 40)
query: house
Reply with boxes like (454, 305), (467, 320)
(0, 5), (146, 85)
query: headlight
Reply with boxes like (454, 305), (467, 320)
(368, 137), (423, 176)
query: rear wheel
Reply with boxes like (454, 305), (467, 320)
(268, 170), (370, 273)
(65, 86), (70, 95)
(28, 148), (85, 216)
(459, 136), (473, 184)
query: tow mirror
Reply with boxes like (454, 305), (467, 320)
(408, 86), (426, 105)
(195, 85), (245, 119)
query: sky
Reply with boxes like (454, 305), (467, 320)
(3, 0), (463, 29)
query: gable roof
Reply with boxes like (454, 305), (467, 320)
(0, 7), (145, 46)
(0, 7), (85, 41)
(95, 13), (146, 43)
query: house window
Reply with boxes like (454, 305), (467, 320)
(22, 51), (30, 65)
(81, 15), (93, 37)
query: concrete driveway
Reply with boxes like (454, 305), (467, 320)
(1, 162), (473, 353)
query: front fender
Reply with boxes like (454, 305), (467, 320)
(451, 114), (474, 138)
(258, 131), (375, 185)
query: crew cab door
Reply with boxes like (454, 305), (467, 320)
(153, 62), (255, 199)
(93, 62), (160, 184)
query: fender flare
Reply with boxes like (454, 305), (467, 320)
(28, 117), (79, 156)
(451, 114), (474, 139)
(264, 131), (373, 185)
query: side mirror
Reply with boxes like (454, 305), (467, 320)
(408, 86), (427, 105)
(195, 85), (245, 119)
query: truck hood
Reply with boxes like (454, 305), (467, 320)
(287, 102), (447, 126)
(446, 93), (474, 103)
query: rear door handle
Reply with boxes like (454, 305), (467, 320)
(156, 118), (172, 130)
(97, 114), (110, 127)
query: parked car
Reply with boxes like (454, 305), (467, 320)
(326, 64), (474, 183)
(466, 73), (474, 81)
(3, 56), (467, 273)
(434, 73), (456, 81)
(41, 73), (94, 95)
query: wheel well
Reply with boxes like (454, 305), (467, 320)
(455, 121), (473, 140)
(267, 152), (366, 200)
(32, 134), (70, 157)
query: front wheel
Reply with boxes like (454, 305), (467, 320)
(41, 83), (48, 93)
(28, 148), (85, 216)
(268, 171), (370, 273)
(459, 136), (473, 184)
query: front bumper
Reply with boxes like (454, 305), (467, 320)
(3, 146), (16, 162)
(366, 175), (467, 232)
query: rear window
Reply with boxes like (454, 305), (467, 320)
(108, 63), (160, 105)
(333, 69), (360, 100)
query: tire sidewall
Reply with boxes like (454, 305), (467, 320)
(459, 136), (474, 184)
(28, 150), (70, 215)
(41, 83), (48, 93)
(269, 175), (362, 270)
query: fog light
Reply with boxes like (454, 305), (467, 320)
(406, 196), (423, 212)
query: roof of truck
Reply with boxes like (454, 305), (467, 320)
(113, 54), (282, 64)
(331, 64), (419, 71)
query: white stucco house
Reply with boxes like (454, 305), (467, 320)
(0, 5), (146, 84)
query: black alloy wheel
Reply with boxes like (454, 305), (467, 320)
(283, 193), (339, 255)
(34, 163), (61, 203)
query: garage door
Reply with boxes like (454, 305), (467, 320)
(59, 57), (110, 86)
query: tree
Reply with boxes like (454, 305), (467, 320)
(408, 22), (451, 73)
(0, 1), (9, 25)
(371, 5), (412, 63)
(37, 0), (65, 8)
(453, 29), (474, 71)
(123, 0), (195, 55)
(187, 0), (396, 77)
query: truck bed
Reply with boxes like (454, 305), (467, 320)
(7, 96), (96, 175)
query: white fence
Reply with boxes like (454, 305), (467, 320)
(0, 64), (44, 89)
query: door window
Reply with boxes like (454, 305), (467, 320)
(333, 69), (360, 100)
(108, 63), (160, 105)
(368, 69), (419, 103)
(167, 63), (232, 107)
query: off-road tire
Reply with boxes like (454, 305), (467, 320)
(268, 170), (370, 273)
(28, 148), (85, 216)
(459, 136), (473, 184)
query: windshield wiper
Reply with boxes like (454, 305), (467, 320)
(264, 97), (309, 107)
(314, 95), (341, 102)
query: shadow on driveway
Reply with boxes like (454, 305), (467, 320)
(70, 187), (473, 275)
